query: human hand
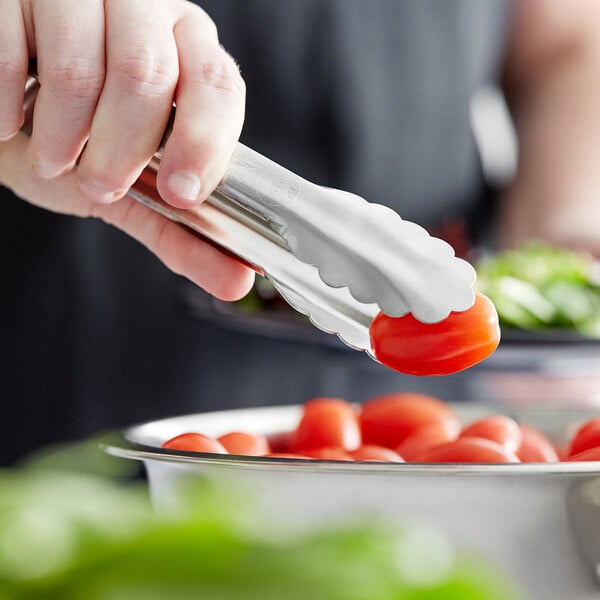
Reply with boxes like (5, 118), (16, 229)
(0, 0), (254, 300)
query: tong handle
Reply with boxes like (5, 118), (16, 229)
(21, 70), (291, 267)
(18, 71), (384, 353)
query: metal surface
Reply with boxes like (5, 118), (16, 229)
(22, 73), (475, 355)
(105, 403), (600, 600)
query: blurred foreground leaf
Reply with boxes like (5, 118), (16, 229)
(0, 442), (522, 600)
(18, 432), (139, 480)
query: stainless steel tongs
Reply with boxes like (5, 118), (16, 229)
(21, 73), (476, 359)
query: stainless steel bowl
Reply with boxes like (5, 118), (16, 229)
(106, 403), (600, 600)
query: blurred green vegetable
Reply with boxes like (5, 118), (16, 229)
(476, 243), (600, 336)
(0, 440), (521, 599)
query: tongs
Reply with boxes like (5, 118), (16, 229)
(21, 73), (476, 359)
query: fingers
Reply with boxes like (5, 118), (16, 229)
(9, 0), (245, 211)
(0, 0), (29, 140)
(0, 132), (98, 217)
(95, 198), (255, 300)
(77, 0), (179, 204)
(1, 0), (253, 300)
(26, 0), (105, 179)
(0, 132), (255, 300)
(156, 8), (245, 208)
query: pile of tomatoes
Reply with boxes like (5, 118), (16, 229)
(162, 393), (600, 463)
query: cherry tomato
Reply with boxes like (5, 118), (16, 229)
(162, 432), (227, 454)
(573, 417), (600, 437)
(359, 393), (460, 448)
(351, 445), (404, 462)
(302, 447), (354, 461)
(266, 431), (295, 453)
(516, 424), (559, 463)
(567, 447), (600, 462)
(217, 432), (271, 456)
(369, 292), (500, 376)
(396, 421), (459, 461)
(293, 397), (361, 452)
(569, 419), (600, 457)
(414, 437), (520, 463)
(459, 416), (522, 454)
(265, 453), (315, 459)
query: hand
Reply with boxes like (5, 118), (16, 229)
(0, 0), (254, 300)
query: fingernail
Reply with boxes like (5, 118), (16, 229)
(0, 115), (24, 142)
(167, 171), (202, 202)
(0, 129), (19, 142)
(78, 179), (123, 204)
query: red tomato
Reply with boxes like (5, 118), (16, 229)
(569, 419), (600, 457)
(265, 453), (315, 459)
(359, 393), (460, 448)
(266, 431), (295, 453)
(516, 424), (559, 463)
(217, 432), (271, 456)
(573, 417), (600, 437)
(414, 437), (520, 463)
(459, 416), (522, 454)
(302, 447), (354, 461)
(161, 432), (227, 454)
(293, 397), (361, 452)
(396, 421), (459, 461)
(351, 445), (404, 462)
(567, 447), (600, 462)
(369, 292), (500, 376)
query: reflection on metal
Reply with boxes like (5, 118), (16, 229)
(568, 476), (600, 588)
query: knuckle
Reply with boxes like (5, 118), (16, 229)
(113, 49), (177, 99)
(191, 53), (245, 101)
(45, 59), (105, 105)
(78, 170), (128, 200)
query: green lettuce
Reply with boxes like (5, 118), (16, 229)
(0, 440), (520, 600)
(476, 243), (600, 336)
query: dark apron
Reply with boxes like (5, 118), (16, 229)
(0, 0), (512, 464)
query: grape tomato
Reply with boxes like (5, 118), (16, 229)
(159, 393), (600, 465)
(568, 419), (600, 457)
(162, 433), (227, 454)
(567, 447), (600, 462)
(414, 437), (520, 463)
(360, 393), (460, 448)
(218, 432), (271, 456)
(369, 292), (500, 376)
(516, 424), (559, 463)
(351, 445), (404, 462)
(293, 397), (361, 452)
(459, 416), (522, 454)
(302, 447), (354, 461)
(396, 422), (459, 461)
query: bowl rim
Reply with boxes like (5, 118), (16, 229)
(102, 404), (600, 475)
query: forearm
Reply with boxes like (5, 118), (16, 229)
(497, 0), (600, 254)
